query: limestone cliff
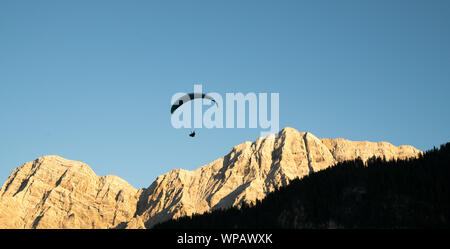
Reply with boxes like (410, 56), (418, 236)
(0, 127), (421, 228)
(0, 156), (139, 228)
(126, 127), (421, 228)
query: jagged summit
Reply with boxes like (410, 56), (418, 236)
(33, 155), (88, 165)
(0, 154), (139, 228)
(0, 127), (421, 228)
(123, 128), (420, 228)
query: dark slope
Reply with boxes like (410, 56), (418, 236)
(155, 142), (450, 228)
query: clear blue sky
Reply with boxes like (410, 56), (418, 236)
(1, 0), (449, 189)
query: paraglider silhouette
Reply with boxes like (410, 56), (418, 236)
(171, 93), (217, 137)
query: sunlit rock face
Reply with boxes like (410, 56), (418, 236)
(124, 127), (421, 228)
(0, 155), (140, 228)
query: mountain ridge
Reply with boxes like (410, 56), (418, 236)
(0, 127), (421, 228)
(155, 142), (450, 229)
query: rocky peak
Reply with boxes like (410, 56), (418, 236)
(124, 127), (421, 228)
(0, 155), (139, 228)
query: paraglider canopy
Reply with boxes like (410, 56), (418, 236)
(170, 93), (217, 114)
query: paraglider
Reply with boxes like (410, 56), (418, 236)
(171, 93), (217, 137)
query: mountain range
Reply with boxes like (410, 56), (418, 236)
(0, 127), (421, 228)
